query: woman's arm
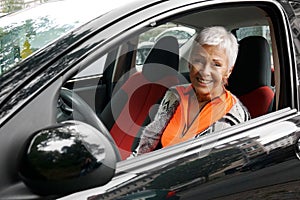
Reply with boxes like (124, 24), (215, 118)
(134, 89), (180, 155)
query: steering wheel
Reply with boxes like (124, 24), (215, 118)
(58, 87), (121, 161)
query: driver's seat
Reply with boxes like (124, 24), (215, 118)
(101, 36), (181, 159)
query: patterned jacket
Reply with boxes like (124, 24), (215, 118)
(134, 84), (251, 156)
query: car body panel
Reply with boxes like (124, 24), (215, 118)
(58, 108), (300, 200)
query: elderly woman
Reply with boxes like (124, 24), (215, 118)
(133, 26), (250, 156)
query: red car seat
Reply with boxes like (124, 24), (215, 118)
(227, 36), (275, 118)
(101, 36), (181, 159)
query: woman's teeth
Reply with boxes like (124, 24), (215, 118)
(197, 77), (211, 84)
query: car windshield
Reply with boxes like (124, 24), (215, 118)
(0, 0), (129, 76)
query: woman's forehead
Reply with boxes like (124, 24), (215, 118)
(192, 44), (226, 58)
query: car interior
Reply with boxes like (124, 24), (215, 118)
(60, 4), (285, 160)
(100, 36), (183, 159)
(227, 35), (275, 118)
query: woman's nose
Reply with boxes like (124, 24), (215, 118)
(196, 62), (211, 75)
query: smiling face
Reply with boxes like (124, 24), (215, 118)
(189, 44), (232, 101)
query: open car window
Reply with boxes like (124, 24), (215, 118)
(60, 3), (287, 161)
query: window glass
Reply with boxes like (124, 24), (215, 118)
(236, 26), (273, 70)
(136, 23), (196, 67)
(60, 5), (279, 161)
(236, 26), (271, 42)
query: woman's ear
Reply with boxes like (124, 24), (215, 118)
(222, 66), (233, 85)
(225, 66), (234, 78)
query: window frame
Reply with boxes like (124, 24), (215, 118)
(59, 0), (299, 163)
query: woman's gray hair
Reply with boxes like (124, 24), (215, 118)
(195, 26), (239, 68)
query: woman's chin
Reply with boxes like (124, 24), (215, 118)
(194, 89), (212, 100)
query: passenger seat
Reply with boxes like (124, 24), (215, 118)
(227, 36), (275, 118)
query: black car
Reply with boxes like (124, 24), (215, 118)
(1, 0), (300, 199)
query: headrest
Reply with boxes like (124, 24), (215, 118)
(142, 36), (179, 82)
(228, 36), (271, 96)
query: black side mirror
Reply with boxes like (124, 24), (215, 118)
(18, 120), (118, 196)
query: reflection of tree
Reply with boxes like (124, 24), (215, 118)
(1, 0), (50, 14)
(28, 125), (103, 180)
(0, 17), (74, 74)
(149, 147), (243, 190)
(0, 28), (96, 119)
(1, 0), (23, 13)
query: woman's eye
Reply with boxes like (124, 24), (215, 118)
(214, 63), (222, 67)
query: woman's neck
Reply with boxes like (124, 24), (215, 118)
(196, 88), (225, 104)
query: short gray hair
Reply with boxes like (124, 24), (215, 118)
(195, 26), (238, 68)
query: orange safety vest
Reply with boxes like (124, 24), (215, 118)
(161, 84), (236, 147)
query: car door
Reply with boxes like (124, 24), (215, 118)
(57, 0), (300, 199)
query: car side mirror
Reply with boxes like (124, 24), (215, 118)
(18, 120), (118, 196)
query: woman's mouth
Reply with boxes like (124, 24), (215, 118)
(196, 77), (212, 85)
